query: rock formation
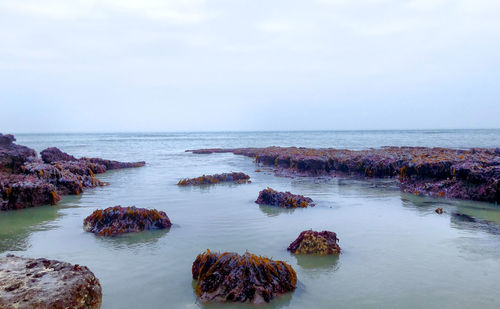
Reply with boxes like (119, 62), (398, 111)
(192, 250), (297, 304)
(0, 255), (102, 309)
(0, 133), (145, 211)
(188, 146), (500, 203)
(255, 187), (314, 208)
(83, 206), (172, 236)
(177, 172), (250, 186)
(288, 230), (341, 255)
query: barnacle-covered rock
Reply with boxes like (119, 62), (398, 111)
(287, 230), (341, 255)
(192, 250), (297, 304)
(188, 146), (500, 203)
(83, 206), (172, 236)
(0, 255), (102, 309)
(177, 172), (250, 186)
(255, 188), (314, 208)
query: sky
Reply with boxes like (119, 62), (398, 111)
(0, 0), (499, 133)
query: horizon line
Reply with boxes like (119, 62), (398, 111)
(8, 127), (500, 135)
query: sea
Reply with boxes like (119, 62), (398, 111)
(1, 129), (500, 308)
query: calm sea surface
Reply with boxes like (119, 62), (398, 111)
(2, 130), (500, 309)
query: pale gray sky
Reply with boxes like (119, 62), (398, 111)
(1, 0), (499, 132)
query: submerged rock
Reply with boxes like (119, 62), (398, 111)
(188, 146), (500, 203)
(83, 206), (172, 236)
(255, 187), (314, 208)
(177, 172), (250, 186)
(288, 230), (341, 255)
(192, 250), (297, 304)
(0, 255), (102, 309)
(0, 134), (146, 211)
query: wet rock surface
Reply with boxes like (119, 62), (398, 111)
(177, 172), (250, 186)
(288, 230), (341, 255)
(192, 250), (297, 304)
(83, 206), (172, 236)
(256, 187), (314, 208)
(0, 255), (102, 309)
(188, 146), (500, 203)
(0, 133), (145, 211)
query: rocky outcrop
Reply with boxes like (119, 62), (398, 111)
(83, 206), (172, 236)
(177, 172), (250, 186)
(0, 134), (37, 174)
(255, 188), (314, 208)
(0, 255), (102, 309)
(188, 146), (500, 203)
(40, 147), (77, 163)
(0, 133), (146, 211)
(192, 250), (297, 304)
(287, 230), (341, 255)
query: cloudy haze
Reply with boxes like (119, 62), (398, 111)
(1, 0), (499, 132)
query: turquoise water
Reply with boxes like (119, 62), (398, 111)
(1, 130), (500, 308)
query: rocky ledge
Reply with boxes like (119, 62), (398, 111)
(177, 172), (250, 186)
(188, 146), (500, 203)
(288, 230), (341, 255)
(0, 255), (102, 309)
(0, 133), (145, 211)
(83, 206), (172, 236)
(256, 187), (314, 208)
(192, 250), (297, 304)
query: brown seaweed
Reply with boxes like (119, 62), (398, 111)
(192, 250), (297, 304)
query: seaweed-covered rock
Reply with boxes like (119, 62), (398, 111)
(0, 255), (102, 309)
(192, 250), (297, 304)
(188, 146), (500, 203)
(0, 134), (37, 174)
(0, 174), (60, 211)
(287, 230), (341, 255)
(40, 147), (77, 163)
(85, 157), (145, 170)
(177, 172), (250, 186)
(255, 188), (314, 208)
(83, 206), (172, 236)
(1, 135), (146, 211)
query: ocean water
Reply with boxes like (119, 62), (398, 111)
(1, 130), (500, 309)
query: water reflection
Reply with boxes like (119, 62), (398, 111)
(92, 228), (170, 250)
(400, 193), (500, 235)
(0, 205), (61, 253)
(177, 182), (250, 193)
(400, 193), (450, 215)
(194, 287), (293, 309)
(293, 254), (339, 271)
(258, 205), (297, 217)
(450, 213), (500, 235)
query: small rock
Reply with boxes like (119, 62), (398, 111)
(255, 187), (314, 208)
(288, 230), (341, 255)
(177, 172), (250, 186)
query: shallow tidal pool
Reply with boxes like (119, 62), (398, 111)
(1, 132), (500, 309)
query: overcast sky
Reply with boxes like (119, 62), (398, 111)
(1, 0), (499, 132)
